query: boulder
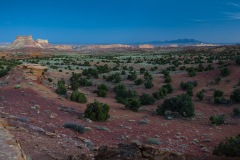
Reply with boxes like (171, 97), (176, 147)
(18, 64), (48, 82)
(0, 119), (27, 160)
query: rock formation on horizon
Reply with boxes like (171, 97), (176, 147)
(8, 35), (72, 50)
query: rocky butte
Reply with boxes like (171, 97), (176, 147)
(8, 35), (72, 50)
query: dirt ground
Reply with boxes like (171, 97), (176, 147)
(0, 59), (240, 160)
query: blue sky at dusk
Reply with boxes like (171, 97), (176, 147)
(0, 0), (240, 44)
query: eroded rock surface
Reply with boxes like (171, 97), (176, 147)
(0, 119), (26, 160)
(95, 143), (185, 160)
(17, 64), (48, 82)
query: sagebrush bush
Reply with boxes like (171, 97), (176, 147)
(230, 89), (240, 102)
(96, 84), (108, 97)
(63, 123), (86, 134)
(114, 84), (137, 104)
(125, 97), (141, 112)
(144, 79), (154, 89)
(140, 93), (155, 105)
(214, 90), (224, 98)
(221, 67), (230, 76)
(196, 90), (204, 101)
(233, 108), (240, 116)
(84, 100), (110, 121)
(213, 134), (240, 157)
(156, 94), (195, 118)
(70, 91), (87, 103)
(210, 115), (225, 125)
(56, 80), (67, 95)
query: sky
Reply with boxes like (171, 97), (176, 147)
(0, 0), (240, 44)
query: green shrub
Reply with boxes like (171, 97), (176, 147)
(63, 123), (86, 134)
(140, 93), (155, 105)
(210, 115), (225, 125)
(97, 84), (108, 91)
(79, 78), (92, 86)
(82, 68), (98, 78)
(84, 100), (110, 121)
(71, 81), (79, 91)
(70, 91), (87, 103)
(125, 97), (141, 112)
(233, 108), (240, 116)
(162, 70), (169, 77)
(106, 73), (121, 83)
(144, 71), (153, 80)
(140, 68), (146, 74)
(127, 71), (137, 81)
(162, 84), (173, 93)
(196, 90), (204, 101)
(180, 81), (196, 96)
(78, 92), (87, 103)
(164, 76), (171, 83)
(114, 84), (137, 104)
(221, 68), (230, 77)
(144, 79), (154, 89)
(156, 94), (194, 118)
(215, 77), (221, 84)
(186, 67), (196, 77)
(230, 89), (240, 102)
(236, 57), (240, 66)
(134, 78), (144, 85)
(213, 134), (240, 157)
(56, 80), (67, 95)
(214, 90), (224, 98)
(96, 84), (108, 97)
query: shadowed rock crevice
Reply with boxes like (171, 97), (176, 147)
(94, 143), (185, 160)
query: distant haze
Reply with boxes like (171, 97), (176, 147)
(0, 0), (240, 44)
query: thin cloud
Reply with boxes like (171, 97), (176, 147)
(223, 12), (240, 20)
(227, 2), (240, 8)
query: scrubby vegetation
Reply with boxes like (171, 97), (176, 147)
(84, 100), (110, 121)
(213, 134), (240, 157)
(96, 84), (108, 97)
(63, 123), (86, 134)
(156, 94), (195, 118)
(70, 91), (87, 103)
(210, 115), (225, 126)
(56, 80), (67, 95)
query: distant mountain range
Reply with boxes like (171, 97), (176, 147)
(135, 39), (204, 45)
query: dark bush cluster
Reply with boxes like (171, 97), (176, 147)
(96, 64), (110, 73)
(186, 67), (196, 77)
(56, 80), (67, 95)
(96, 84), (108, 97)
(220, 67), (230, 77)
(134, 78), (144, 85)
(213, 134), (240, 157)
(127, 71), (137, 81)
(156, 94), (195, 118)
(230, 89), (240, 102)
(70, 91), (87, 103)
(144, 79), (154, 89)
(82, 68), (99, 78)
(114, 84), (142, 112)
(180, 81), (198, 96)
(210, 115), (225, 125)
(162, 70), (171, 83)
(196, 90), (204, 101)
(140, 93), (155, 105)
(114, 84), (137, 104)
(63, 123), (86, 134)
(84, 100), (110, 121)
(153, 84), (173, 99)
(106, 72), (121, 83)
